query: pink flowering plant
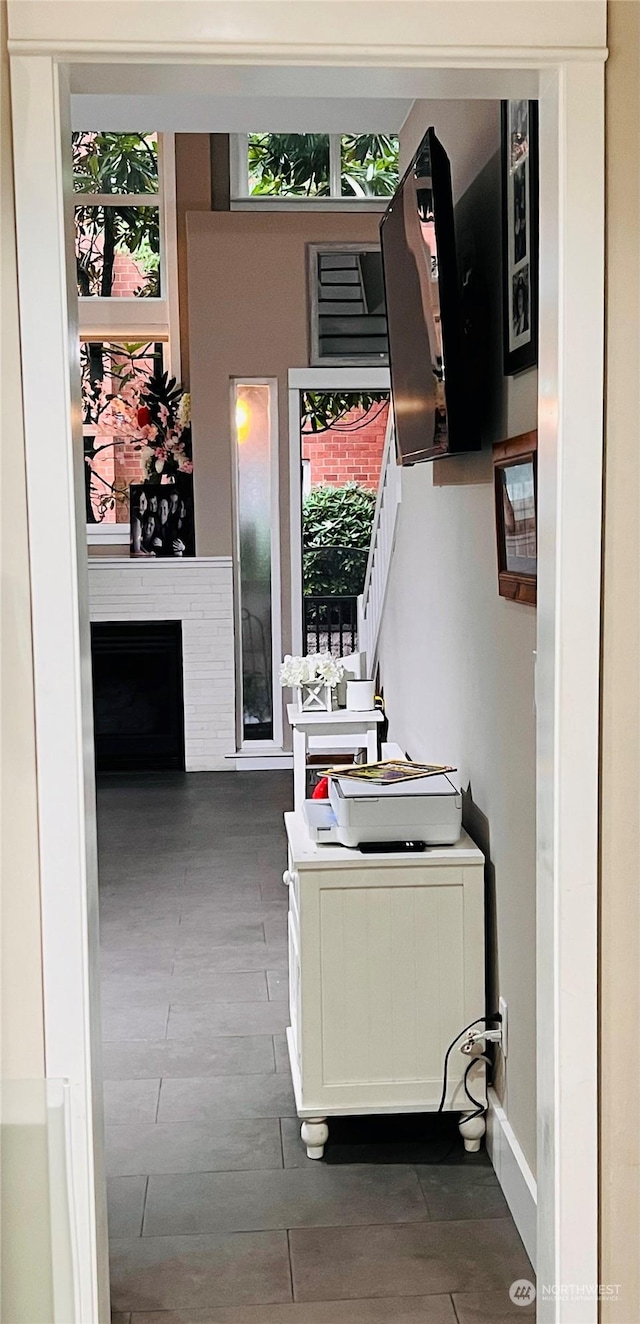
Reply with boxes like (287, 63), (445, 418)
(81, 342), (193, 522)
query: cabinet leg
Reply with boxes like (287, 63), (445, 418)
(459, 1111), (486, 1153)
(301, 1117), (328, 1160)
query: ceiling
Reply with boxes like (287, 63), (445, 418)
(70, 62), (538, 132)
(70, 95), (414, 134)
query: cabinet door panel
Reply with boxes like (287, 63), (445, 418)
(319, 883), (466, 1086)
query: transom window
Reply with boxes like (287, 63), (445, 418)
(232, 133), (399, 203)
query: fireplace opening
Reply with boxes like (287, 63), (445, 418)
(91, 621), (185, 773)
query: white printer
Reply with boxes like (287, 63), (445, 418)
(304, 772), (462, 848)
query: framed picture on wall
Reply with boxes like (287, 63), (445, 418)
(501, 100), (539, 376)
(493, 430), (537, 606)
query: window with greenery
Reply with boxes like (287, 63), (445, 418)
(81, 341), (164, 524)
(340, 135), (399, 198)
(74, 130), (180, 540)
(73, 133), (161, 297)
(248, 134), (331, 197)
(241, 133), (399, 200)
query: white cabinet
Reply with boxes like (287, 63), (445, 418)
(284, 810), (487, 1158)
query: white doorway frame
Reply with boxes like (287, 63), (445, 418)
(8, 7), (605, 1321)
(288, 367), (391, 657)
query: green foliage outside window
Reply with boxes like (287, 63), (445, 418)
(340, 134), (399, 197)
(73, 132), (158, 195)
(73, 132), (160, 297)
(247, 133), (399, 199)
(248, 133), (331, 196)
(302, 390), (388, 434)
(303, 483), (376, 597)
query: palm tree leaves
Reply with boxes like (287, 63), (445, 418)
(248, 133), (331, 196)
(72, 133), (160, 297)
(301, 391), (389, 434)
(247, 133), (398, 199)
(72, 132), (158, 196)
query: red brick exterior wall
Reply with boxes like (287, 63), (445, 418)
(110, 250), (150, 298)
(87, 328), (154, 523)
(302, 401), (389, 491)
(90, 437), (148, 523)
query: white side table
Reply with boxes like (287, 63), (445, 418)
(286, 704), (384, 811)
(284, 809), (487, 1159)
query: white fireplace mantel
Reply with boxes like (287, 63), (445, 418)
(87, 556), (236, 771)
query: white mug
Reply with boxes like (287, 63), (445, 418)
(346, 678), (375, 711)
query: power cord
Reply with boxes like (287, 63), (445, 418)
(418, 1014), (500, 1165)
(437, 1013), (502, 1114)
(462, 1053), (492, 1121)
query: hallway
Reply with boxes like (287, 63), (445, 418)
(98, 772), (534, 1322)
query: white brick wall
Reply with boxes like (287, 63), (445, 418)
(87, 558), (236, 771)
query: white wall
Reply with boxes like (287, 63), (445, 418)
(382, 101), (538, 1173)
(0, 0), (45, 1088)
(0, 6), (56, 1320)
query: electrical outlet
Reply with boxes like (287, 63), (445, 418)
(499, 997), (508, 1059)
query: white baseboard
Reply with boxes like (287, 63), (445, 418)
(486, 1087), (537, 1269)
(186, 759), (234, 772)
(230, 753), (294, 771)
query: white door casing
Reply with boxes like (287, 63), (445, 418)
(7, 6), (606, 1320)
(9, 53), (109, 1324)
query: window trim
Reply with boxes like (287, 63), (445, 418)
(229, 132), (393, 211)
(78, 132), (179, 543)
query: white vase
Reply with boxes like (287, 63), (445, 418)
(346, 678), (375, 711)
(297, 682), (334, 712)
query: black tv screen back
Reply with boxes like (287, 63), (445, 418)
(380, 128), (479, 464)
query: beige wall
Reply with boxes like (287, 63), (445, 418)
(600, 2), (640, 1318)
(186, 209), (382, 585)
(378, 103), (538, 1172)
(175, 133), (212, 384)
(400, 99), (500, 199)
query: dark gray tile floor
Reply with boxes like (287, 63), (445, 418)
(98, 772), (535, 1322)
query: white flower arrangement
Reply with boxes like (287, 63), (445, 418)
(280, 653), (345, 690)
(177, 392), (191, 428)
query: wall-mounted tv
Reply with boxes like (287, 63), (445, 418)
(380, 128), (479, 464)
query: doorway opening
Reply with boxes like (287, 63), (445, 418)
(289, 368), (391, 659)
(9, 22), (605, 1320)
(300, 389), (390, 656)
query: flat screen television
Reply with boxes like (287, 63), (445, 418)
(380, 128), (479, 464)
